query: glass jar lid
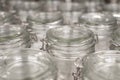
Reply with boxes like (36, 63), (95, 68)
(79, 12), (116, 26)
(46, 25), (95, 46)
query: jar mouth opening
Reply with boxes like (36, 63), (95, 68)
(46, 25), (94, 45)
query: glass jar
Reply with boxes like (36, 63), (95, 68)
(74, 50), (120, 80)
(26, 0), (62, 50)
(0, 23), (30, 53)
(0, 48), (57, 80)
(0, 11), (21, 25)
(45, 25), (96, 80)
(79, 12), (117, 51)
(60, 0), (86, 24)
(110, 28), (120, 50)
(84, 0), (105, 12)
(104, 3), (120, 27)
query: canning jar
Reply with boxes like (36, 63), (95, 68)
(60, 0), (86, 24)
(79, 12), (117, 51)
(0, 11), (21, 25)
(45, 25), (95, 80)
(0, 22), (30, 54)
(110, 28), (120, 50)
(74, 50), (120, 80)
(26, 0), (62, 50)
(0, 48), (57, 80)
(104, 3), (120, 27)
(85, 0), (104, 12)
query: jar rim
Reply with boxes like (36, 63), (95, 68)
(79, 12), (116, 25)
(46, 25), (94, 46)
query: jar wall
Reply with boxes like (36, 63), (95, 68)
(46, 25), (95, 80)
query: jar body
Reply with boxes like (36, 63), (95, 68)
(0, 48), (57, 80)
(46, 25), (95, 80)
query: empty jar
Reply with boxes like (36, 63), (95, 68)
(0, 48), (57, 80)
(85, 0), (105, 12)
(45, 25), (96, 80)
(110, 28), (120, 50)
(0, 23), (30, 54)
(104, 3), (120, 27)
(26, 0), (62, 50)
(79, 12), (117, 51)
(60, 0), (86, 24)
(74, 50), (120, 80)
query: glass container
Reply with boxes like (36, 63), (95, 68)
(79, 12), (117, 51)
(59, 0), (86, 24)
(74, 50), (120, 80)
(110, 28), (120, 50)
(85, 0), (105, 12)
(0, 48), (57, 80)
(26, 0), (62, 50)
(45, 25), (96, 80)
(0, 23), (30, 54)
(104, 2), (120, 27)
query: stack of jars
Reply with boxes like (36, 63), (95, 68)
(79, 12), (117, 51)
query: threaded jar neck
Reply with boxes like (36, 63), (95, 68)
(46, 25), (95, 59)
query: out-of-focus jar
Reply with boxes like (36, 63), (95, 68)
(85, 0), (105, 12)
(74, 50), (120, 80)
(104, 3), (120, 27)
(0, 48), (57, 80)
(60, 0), (86, 24)
(45, 25), (95, 80)
(110, 28), (120, 50)
(26, 0), (62, 50)
(0, 23), (30, 54)
(79, 12), (117, 51)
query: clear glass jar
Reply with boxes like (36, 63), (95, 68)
(0, 11), (21, 25)
(74, 50), (120, 80)
(79, 12), (117, 51)
(104, 3), (120, 27)
(60, 0), (86, 24)
(45, 25), (96, 80)
(0, 23), (30, 53)
(85, 0), (105, 12)
(0, 48), (57, 80)
(110, 28), (120, 50)
(26, 0), (62, 50)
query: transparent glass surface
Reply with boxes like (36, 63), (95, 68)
(60, 0), (86, 24)
(85, 0), (105, 12)
(110, 28), (120, 50)
(0, 23), (30, 53)
(24, 0), (62, 49)
(79, 12), (117, 51)
(0, 48), (57, 80)
(82, 50), (120, 80)
(46, 25), (95, 80)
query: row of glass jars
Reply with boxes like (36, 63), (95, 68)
(1, 10), (120, 80)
